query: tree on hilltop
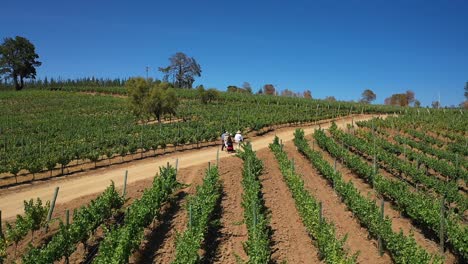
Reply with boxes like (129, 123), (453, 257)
(159, 52), (201, 89)
(0, 36), (41, 90)
(360, 89), (376, 104)
(263, 84), (276, 95)
(126, 77), (179, 122)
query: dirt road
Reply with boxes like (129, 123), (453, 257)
(0, 115), (379, 220)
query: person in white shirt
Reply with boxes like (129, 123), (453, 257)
(234, 130), (243, 149)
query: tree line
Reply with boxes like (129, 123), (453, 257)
(1, 36), (467, 108)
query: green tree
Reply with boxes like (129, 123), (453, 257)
(0, 36), (42, 90)
(414, 100), (421, 108)
(126, 77), (150, 118)
(360, 89), (376, 104)
(263, 84), (275, 95)
(197, 85), (219, 104)
(146, 85), (178, 123)
(126, 77), (179, 122)
(158, 52), (201, 88)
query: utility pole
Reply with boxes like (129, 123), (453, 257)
(438, 92), (441, 109)
(145, 66), (150, 81)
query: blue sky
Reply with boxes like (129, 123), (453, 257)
(1, 0), (467, 106)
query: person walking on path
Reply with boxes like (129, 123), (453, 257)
(234, 130), (243, 149)
(221, 131), (228, 150)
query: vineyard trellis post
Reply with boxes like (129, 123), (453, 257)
(45, 186), (60, 232)
(0, 210), (2, 238)
(439, 196), (445, 254)
(318, 201), (323, 225)
(378, 198), (384, 256)
(123, 170), (128, 197)
(189, 204), (192, 228)
(216, 148), (219, 166)
(237, 107), (240, 128)
(65, 209), (71, 264)
(175, 158), (179, 174)
(65, 209), (70, 226)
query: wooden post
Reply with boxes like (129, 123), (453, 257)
(217, 148), (220, 165)
(378, 198), (384, 256)
(318, 201), (323, 224)
(189, 204), (192, 228)
(123, 170), (128, 197)
(45, 187), (60, 232)
(208, 161), (211, 171)
(65, 209), (70, 226)
(175, 158), (179, 173)
(440, 197), (445, 254)
(0, 210), (3, 238)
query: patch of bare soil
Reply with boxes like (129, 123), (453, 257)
(308, 136), (458, 263)
(283, 141), (391, 264)
(256, 147), (322, 264)
(212, 156), (248, 263)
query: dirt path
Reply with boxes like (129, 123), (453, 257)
(309, 136), (458, 263)
(0, 115), (378, 221)
(212, 156), (248, 263)
(256, 147), (322, 263)
(282, 142), (391, 263)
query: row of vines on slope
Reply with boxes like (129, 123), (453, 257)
(316, 126), (467, 261)
(172, 165), (221, 263)
(93, 165), (179, 263)
(236, 143), (271, 263)
(293, 129), (440, 263)
(270, 136), (357, 264)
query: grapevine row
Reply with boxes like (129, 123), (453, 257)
(330, 125), (466, 212)
(314, 128), (467, 261)
(358, 129), (467, 183)
(293, 129), (438, 263)
(237, 143), (271, 263)
(21, 182), (124, 264)
(172, 165), (221, 263)
(93, 166), (178, 263)
(270, 136), (357, 264)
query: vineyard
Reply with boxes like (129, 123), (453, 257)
(0, 89), (466, 264)
(0, 89), (396, 187)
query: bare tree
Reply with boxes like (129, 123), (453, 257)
(159, 52), (201, 88)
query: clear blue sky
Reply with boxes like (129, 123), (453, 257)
(1, 0), (467, 106)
